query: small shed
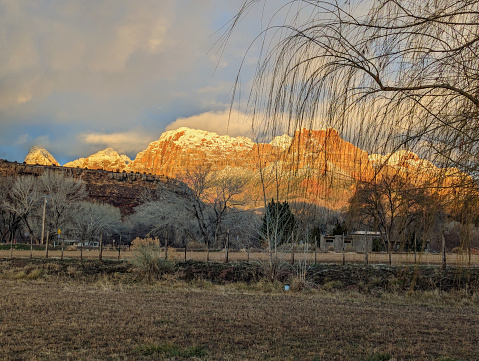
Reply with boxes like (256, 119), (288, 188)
(319, 231), (381, 252)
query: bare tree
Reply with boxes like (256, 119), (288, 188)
(228, 0), (479, 184)
(2, 176), (40, 243)
(348, 169), (435, 264)
(71, 202), (122, 246)
(178, 165), (248, 260)
(38, 172), (87, 242)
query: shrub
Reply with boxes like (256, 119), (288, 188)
(132, 245), (175, 281)
(130, 236), (160, 250)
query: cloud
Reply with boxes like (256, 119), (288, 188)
(166, 110), (253, 137)
(0, 0), (271, 163)
(79, 130), (153, 155)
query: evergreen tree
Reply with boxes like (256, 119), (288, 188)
(260, 199), (295, 246)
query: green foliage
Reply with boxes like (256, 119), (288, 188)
(134, 343), (206, 358)
(331, 221), (347, 236)
(372, 237), (385, 252)
(260, 199), (296, 246)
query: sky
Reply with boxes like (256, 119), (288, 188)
(0, 0), (281, 164)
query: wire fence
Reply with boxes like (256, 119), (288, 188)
(1, 246), (478, 267)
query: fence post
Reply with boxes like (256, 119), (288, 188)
(291, 231), (295, 265)
(342, 233), (345, 266)
(364, 237), (368, 266)
(442, 231), (446, 269)
(225, 229), (229, 263)
(99, 234), (103, 262)
(118, 235), (121, 261)
(164, 231), (168, 261)
(414, 233), (417, 264)
(184, 242), (187, 262)
(45, 233), (49, 259)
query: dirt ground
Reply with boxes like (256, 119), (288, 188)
(0, 279), (478, 361)
(1, 248), (478, 266)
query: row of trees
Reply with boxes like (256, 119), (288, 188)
(3, 166), (475, 263)
(0, 173), (122, 246)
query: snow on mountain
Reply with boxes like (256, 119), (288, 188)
(24, 146), (60, 166)
(161, 127), (255, 151)
(270, 134), (293, 149)
(369, 150), (435, 171)
(129, 127), (256, 176)
(64, 148), (131, 171)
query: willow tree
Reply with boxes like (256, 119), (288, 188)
(228, 0), (479, 184)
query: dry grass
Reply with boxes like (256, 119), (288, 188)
(1, 248), (478, 266)
(0, 278), (478, 360)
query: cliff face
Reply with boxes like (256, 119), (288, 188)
(0, 160), (188, 216)
(129, 127), (255, 176)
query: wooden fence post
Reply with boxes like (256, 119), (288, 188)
(342, 233), (345, 266)
(364, 237), (368, 266)
(164, 231), (168, 261)
(99, 233), (103, 262)
(414, 233), (417, 264)
(45, 231), (50, 259)
(118, 235), (121, 261)
(442, 231), (446, 269)
(225, 230), (229, 263)
(291, 231), (295, 265)
(184, 242), (187, 262)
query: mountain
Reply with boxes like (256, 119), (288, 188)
(129, 127), (255, 176)
(23, 127), (462, 210)
(63, 148), (131, 172)
(24, 146), (60, 166)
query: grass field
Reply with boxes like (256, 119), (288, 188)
(1, 256), (479, 361)
(0, 278), (478, 361)
(1, 248), (478, 266)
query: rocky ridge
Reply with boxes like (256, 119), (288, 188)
(23, 127), (460, 210)
(63, 148), (131, 172)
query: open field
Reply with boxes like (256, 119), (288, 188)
(1, 278), (478, 361)
(1, 248), (478, 266)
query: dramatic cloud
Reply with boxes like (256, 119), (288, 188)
(79, 130), (153, 156)
(0, 0), (291, 163)
(166, 110), (253, 137)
